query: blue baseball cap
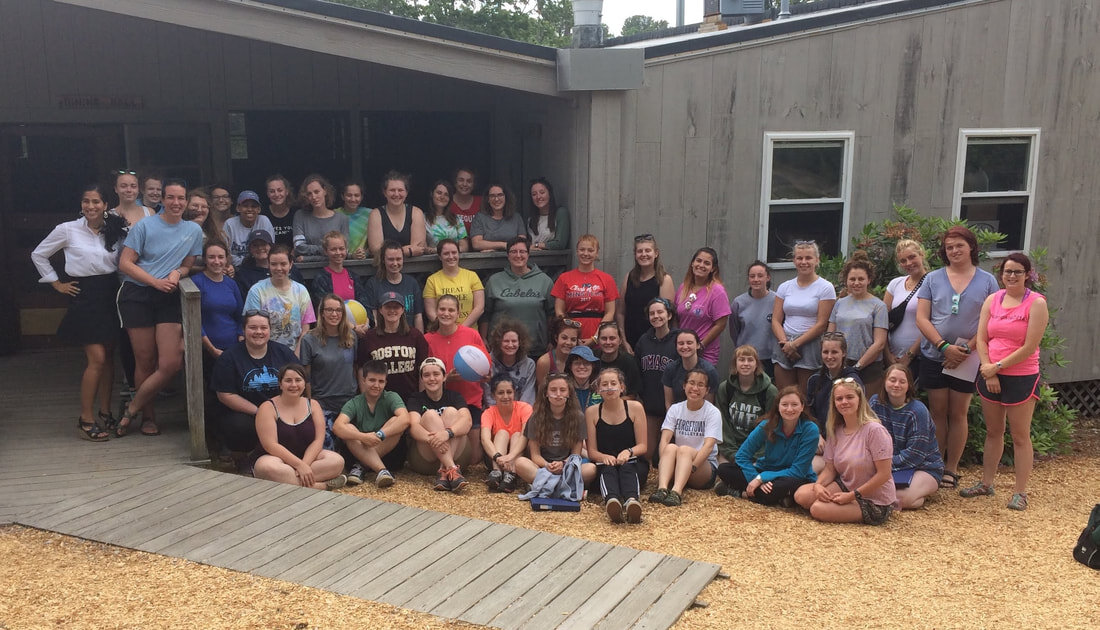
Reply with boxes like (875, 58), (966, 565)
(568, 345), (598, 362)
(237, 190), (261, 205)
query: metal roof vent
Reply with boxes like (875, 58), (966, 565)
(718, 0), (767, 15)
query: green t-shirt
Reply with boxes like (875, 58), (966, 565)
(340, 391), (406, 433)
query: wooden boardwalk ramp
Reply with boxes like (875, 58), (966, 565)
(1, 350), (719, 629)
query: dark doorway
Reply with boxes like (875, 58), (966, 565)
(230, 111), (353, 197)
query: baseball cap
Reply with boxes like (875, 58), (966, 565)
(568, 345), (598, 362)
(237, 190), (261, 205)
(420, 357), (447, 373)
(379, 291), (404, 306)
(247, 229), (274, 245)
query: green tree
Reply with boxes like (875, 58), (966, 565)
(620, 14), (669, 37)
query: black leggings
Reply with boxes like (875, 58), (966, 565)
(218, 410), (259, 453)
(716, 462), (806, 506)
(598, 458), (649, 501)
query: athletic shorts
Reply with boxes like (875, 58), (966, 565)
(976, 372), (1040, 406)
(117, 282), (182, 328)
(918, 358), (976, 394)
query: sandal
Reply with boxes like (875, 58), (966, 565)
(1007, 493), (1028, 511)
(98, 411), (119, 431)
(140, 419), (161, 436)
(959, 482), (995, 498)
(939, 471), (960, 489)
(115, 408), (140, 438)
(77, 417), (109, 442)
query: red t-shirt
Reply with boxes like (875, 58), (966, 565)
(551, 268), (620, 339)
(448, 197), (482, 235)
(425, 325), (489, 408)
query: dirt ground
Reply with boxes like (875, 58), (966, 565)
(3, 418), (1099, 629)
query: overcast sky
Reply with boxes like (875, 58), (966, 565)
(601, 0), (705, 36)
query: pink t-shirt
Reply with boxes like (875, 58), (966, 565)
(551, 268), (620, 340)
(823, 421), (899, 508)
(987, 289), (1042, 376)
(675, 283), (732, 364)
(326, 267), (355, 302)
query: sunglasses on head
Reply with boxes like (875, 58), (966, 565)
(116, 169), (137, 176)
(795, 239), (817, 245)
(822, 331), (846, 340)
(634, 233), (655, 242)
(562, 318), (582, 329)
(244, 309), (271, 320)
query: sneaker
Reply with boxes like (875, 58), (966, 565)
(662, 489), (682, 507)
(1007, 493), (1029, 511)
(959, 482), (995, 498)
(779, 496), (795, 509)
(376, 469), (395, 488)
(605, 497), (624, 523)
(624, 498), (643, 524)
(487, 469), (503, 492)
(500, 472), (517, 493)
(325, 474), (348, 491)
(449, 466), (468, 493)
(714, 479), (730, 496)
(433, 467), (450, 491)
(346, 464), (364, 486)
(648, 488), (669, 504)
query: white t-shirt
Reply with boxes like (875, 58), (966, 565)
(776, 276), (836, 337)
(885, 275), (922, 357)
(661, 400), (722, 466)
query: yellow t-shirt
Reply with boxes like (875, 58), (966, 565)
(424, 267), (484, 324)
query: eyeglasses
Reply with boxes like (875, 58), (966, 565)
(487, 193), (505, 199)
(322, 307), (344, 314)
(822, 331), (846, 340)
(212, 194), (231, 200)
(508, 248), (528, 255)
(833, 377), (857, 385)
(634, 233), (655, 242)
(562, 318), (582, 329)
(1002, 269), (1026, 276)
(243, 309), (271, 320)
(951, 293), (960, 315)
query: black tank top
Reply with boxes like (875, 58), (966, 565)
(596, 401), (636, 455)
(623, 276), (659, 348)
(381, 204), (413, 245)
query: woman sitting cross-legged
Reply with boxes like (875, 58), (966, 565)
(406, 357), (474, 493)
(513, 373), (598, 489)
(252, 364), (347, 489)
(649, 368), (722, 507)
(794, 377), (899, 525)
(716, 386), (818, 506)
(870, 363), (943, 509)
(481, 374), (532, 493)
(586, 368), (648, 523)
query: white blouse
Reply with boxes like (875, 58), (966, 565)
(31, 218), (120, 282)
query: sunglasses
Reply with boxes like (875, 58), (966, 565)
(951, 293), (960, 315)
(116, 169), (137, 175)
(562, 318), (582, 329)
(244, 309), (271, 320)
(833, 377), (858, 386)
(634, 233), (655, 242)
(822, 331), (846, 340)
(795, 239), (817, 245)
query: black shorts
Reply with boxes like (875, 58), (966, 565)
(918, 358), (976, 394)
(976, 372), (1041, 406)
(117, 282), (182, 328)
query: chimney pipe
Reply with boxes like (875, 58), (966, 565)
(571, 0), (604, 48)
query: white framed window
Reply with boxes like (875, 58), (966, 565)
(952, 128), (1040, 253)
(759, 131), (854, 265)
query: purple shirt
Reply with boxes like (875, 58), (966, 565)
(675, 283), (732, 364)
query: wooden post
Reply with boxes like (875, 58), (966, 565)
(180, 277), (207, 461)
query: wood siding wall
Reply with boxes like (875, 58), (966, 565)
(586, 0), (1098, 382)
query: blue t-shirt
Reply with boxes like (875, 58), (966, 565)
(916, 267), (998, 361)
(192, 272), (244, 351)
(122, 214), (203, 286)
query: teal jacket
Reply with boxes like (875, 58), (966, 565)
(734, 417), (819, 483)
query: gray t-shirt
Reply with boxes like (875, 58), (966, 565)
(222, 215), (275, 267)
(729, 290), (777, 361)
(470, 212), (525, 244)
(298, 333), (359, 413)
(829, 295), (888, 361)
(915, 267), (998, 361)
(293, 211), (350, 261)
(524, 412), (588, 463)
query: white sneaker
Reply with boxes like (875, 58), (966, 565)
(376, 468), (395, 488)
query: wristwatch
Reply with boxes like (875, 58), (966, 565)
(959, 342), (971, 354)
(854, 361), (863, 370)
(995, 361), (1003, 371)
(492, 452), (502, 460)
(375, 430), (385, 440)
(446, 428), (455, 439)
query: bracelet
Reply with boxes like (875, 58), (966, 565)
(627, 447), (634, 457)
(492, 452), (502, 460)
(446, 428), (455, 439)
(937, 340), (950, 352)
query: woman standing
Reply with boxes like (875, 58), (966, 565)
(471, 182), (525, 252)
(617, 234), (675, 351)
(675, 247), (730, 365)
(662, 329), (720, 409)
(482, 235), (554, 354)
(367, 170), (427, 261)
(208, 183), (234, 237)
(110, 170), (154, 227)
(870, 364), (943, 509)
(716, 386), (819, 506)
(729, 261), (777, 377)
(882, 240), (929, 374)
(309, 231), (365, 318)
(115, 180), (204, 437)
(448, 167), (482, 235)
(32, 184), (126, 440)
(356, 292), (429, 401)
(191, 241), (243, 368)
(263, 174), (297, 249)
(828, 252), (889, 396)
(793, 378), (898, 525)
(424, 294), (490, 435)
(423, 239), (485, 327)
(771, 241), (836, 392)
(526, 177), (570, 251)
(337, 180), (371, 260)
(243, 244), (316, 353)
(534, 316), (581, 389)
(586, 368), (648, 523)
(484, 319), (537, 406)
(300, 294), (360, 450)
(915, 226), (998, 489)
(252, 364), (347, 489)
(513, 374), (597, 487)
(552, 234), (618, 344)
(633, 297), (678, 461)
(293, 174), (349, 263)
(961, 254), (1048, 510)
(481, 374), (531, 493)
(649, 368), (722, 506)
(424, 180), (468, 252)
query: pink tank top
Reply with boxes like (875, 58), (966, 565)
(987, 289), (1042, 375)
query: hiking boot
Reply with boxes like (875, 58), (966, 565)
(624, 498), (643, 524)
(376, 469), (395, 488)
(433, 467), (450, 491)
(605, 497), (624, 523)
(325, 474), (348, 491)
(500, 472), (518, 493)
(648, 488), (669, 504)
(449, 466), (468, 493)
(487, 469), (503, 491)
(346, 464), (364, 486)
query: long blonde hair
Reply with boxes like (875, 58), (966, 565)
(824, 379), (879, 440)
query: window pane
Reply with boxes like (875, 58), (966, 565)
(767, 202), (843, 262)
(771, 142), (844, 200)
(963, 137), (1030, 193)
(960, 197), (1028, 250)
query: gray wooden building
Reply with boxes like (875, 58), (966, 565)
(2, 0), (1097, 392)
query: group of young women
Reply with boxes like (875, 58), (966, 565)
(36, 167), (1048, 522)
